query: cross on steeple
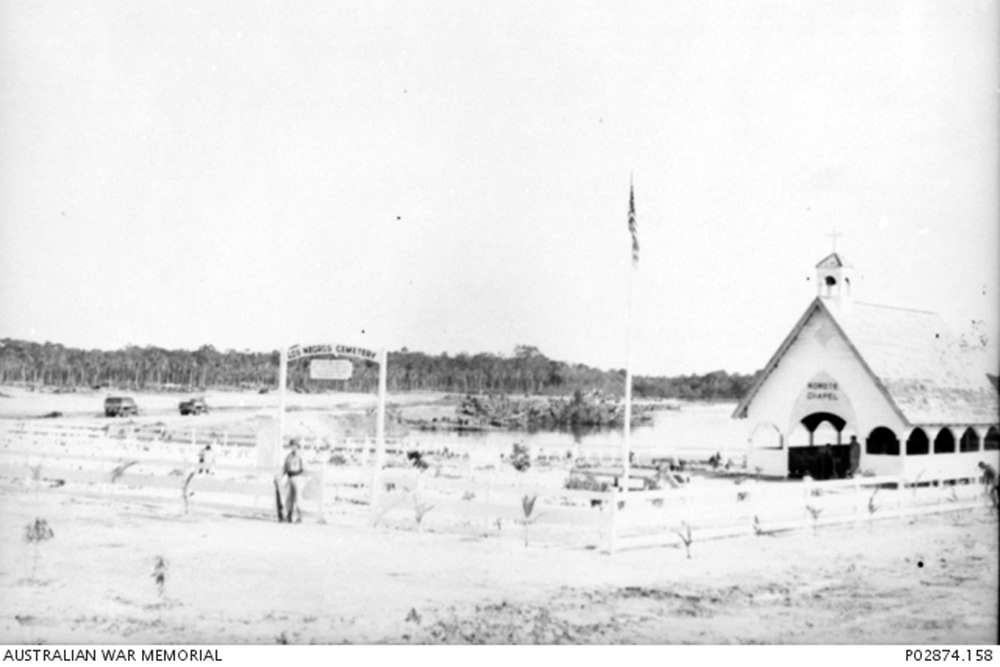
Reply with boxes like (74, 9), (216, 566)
(826, 226), (843, 253)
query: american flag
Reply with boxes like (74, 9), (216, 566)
(628, 183), (638, 265)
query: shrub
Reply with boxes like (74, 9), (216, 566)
(151, 556), (168, 599)
(412, 493), (434, 533)
(520, 494), (541, 546)
(23, 518), (54, 581)
(805, 505), (823, 534)
(511, 443), (531, 472)
(110, 460), (138, 483)
(563, 474), (608, 493)
(675, 522), (693, 559)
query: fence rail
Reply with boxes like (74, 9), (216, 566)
(1, 421), (993, 553)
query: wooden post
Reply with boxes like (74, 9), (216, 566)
(608, 487), (619, 554)
(277, 347), (288, 469)
(369, 348), (388, 525)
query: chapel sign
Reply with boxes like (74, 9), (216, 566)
(806, 380), (839, 401)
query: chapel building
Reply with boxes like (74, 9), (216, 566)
(733, 253), (999, 481)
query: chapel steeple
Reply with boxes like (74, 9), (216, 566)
(815, 228), (852, 312)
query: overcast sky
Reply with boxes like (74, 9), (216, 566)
(1, 0), (996, 376)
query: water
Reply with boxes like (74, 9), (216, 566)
(403, 402), (751, 461)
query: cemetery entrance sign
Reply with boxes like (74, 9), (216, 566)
(276, 342), (388, 518)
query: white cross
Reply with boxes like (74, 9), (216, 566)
(826, 227), (843, 253)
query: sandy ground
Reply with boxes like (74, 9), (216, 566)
(1, 386), (997, 645)
(2, 487), (996, 645)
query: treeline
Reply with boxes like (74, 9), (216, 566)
(0, 339), (760, 401)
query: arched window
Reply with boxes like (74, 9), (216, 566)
(933, 428), (955, 454)
(866, 427), (899, 456)
(985, 427), (999, 451)
(907, 428), (930, 456)
(959, 428), (980, 453)
(750, 422), (783, 449)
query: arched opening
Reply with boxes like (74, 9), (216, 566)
(985, 427), (999, 451)
(749, 422), (783, 449)
(866, 427), (900, 456)
(788, 412), (849, 480)
(800, 412), (846, 443)
(959, 428), (980, 453)
(907, 428), (930, 456)
(933, 428), (955, 454)
(787, 423), (812, 448)
(823, 276), (837, 297)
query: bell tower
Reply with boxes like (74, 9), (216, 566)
(816, 256), (854, 319)
(816, 227), (852, 312)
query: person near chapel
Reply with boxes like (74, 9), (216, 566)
(282, 438), (307, 523)
(978, 461), (997, 496)
(847, 435), (861, 478)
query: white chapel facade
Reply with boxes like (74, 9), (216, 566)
(733, 253), (999, 481)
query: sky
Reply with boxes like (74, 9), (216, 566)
(1, 0), (997, 376)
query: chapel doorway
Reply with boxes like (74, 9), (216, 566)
(788, 412), (853, 479)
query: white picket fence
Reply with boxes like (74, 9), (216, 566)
(0, 421), (993, 553)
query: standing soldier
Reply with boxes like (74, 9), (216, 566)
(978, 461), (997, 508)
(283, 438), (306, 523)
(847, 435), (861, 478)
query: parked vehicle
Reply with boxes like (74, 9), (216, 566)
(179, 397), (209, 416)
(104, 396), (138, 417)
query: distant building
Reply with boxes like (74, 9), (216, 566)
(733, 253), (999, 481)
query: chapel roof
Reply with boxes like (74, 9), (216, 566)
(815, 252), (849, 269)
(733, 298), (999, 426)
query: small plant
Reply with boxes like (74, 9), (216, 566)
(805, 505), (823, 534)
(110, 460), (138, 484)
(23, 518), (54, 581)
(461, 490), (476, 501)
(519, 493), (541, 547)
(868, 487), (879, 516)
(151, 556), (168, 599)
(412, 492), (434, 533)
(406, 451), (429, 470)
(29, 463), (44, 483)
(181, 471), (196, 514)
(675, 522), (693, 558)
(753, 515), (765, 537)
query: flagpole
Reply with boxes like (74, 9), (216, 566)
(623, 257), (634, 496)
(622, 179), (638, 497)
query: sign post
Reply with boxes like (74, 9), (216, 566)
(275, 342), (388, 524)
(371, 348), (388, 520)
(277, 348), (288, 469)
